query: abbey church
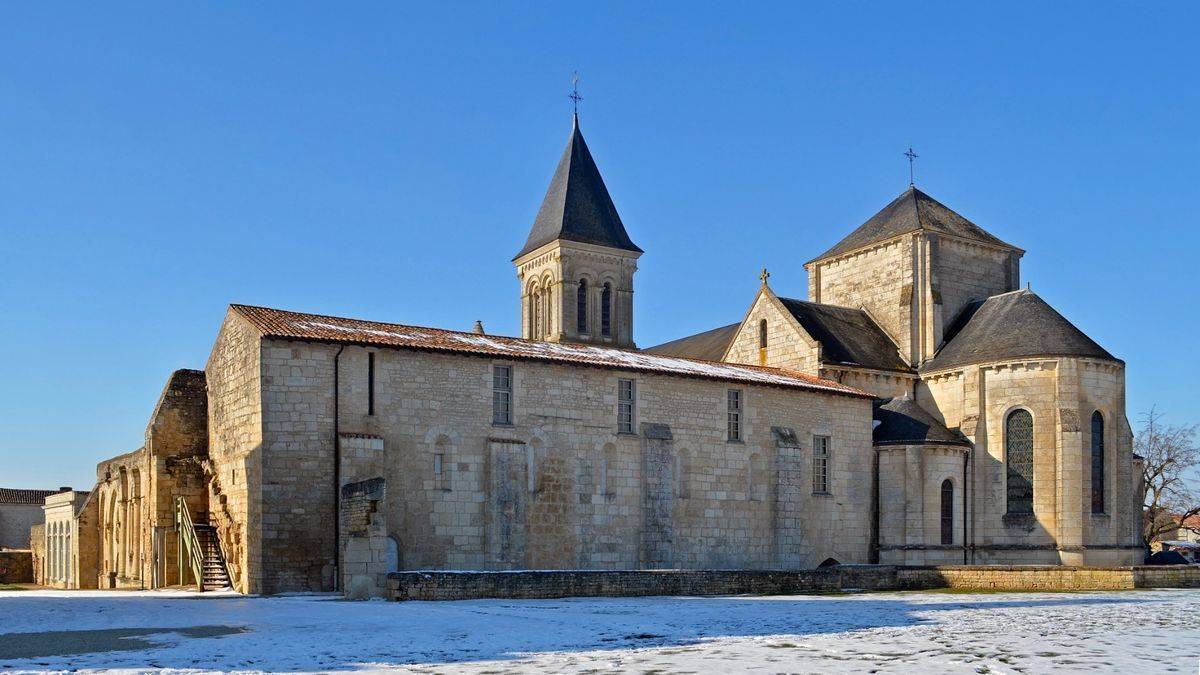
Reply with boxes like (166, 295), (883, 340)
(41, 114), (1144, 596)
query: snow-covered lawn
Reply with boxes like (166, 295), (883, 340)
(0, 588), (1196, 673)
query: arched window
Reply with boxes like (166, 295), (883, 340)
(576, 280), (588, 334)
(435, 436), (451, 492)
(940, 479), (954, 545)
(759, 319), (768, 349)
(1091, 411), (1105, 514)
(1005, 409), (1035, 515)
(601, 283), (612, 337)
(529, 286), (541, 339)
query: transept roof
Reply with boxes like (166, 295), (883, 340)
(230, 305), (871, 398)
(514, 116), (642, 259)
(777, 298), (912, 373)
(808, 187), (1020, 264)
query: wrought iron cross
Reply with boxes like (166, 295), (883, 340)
(904, 146), (919, 187)
(569, 72), (583, 114)
(759, 267), (770, 285)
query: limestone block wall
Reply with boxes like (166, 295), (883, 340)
(723, 291), (819, 372)
(340, 476), (389, 599)
(807, 238), (914, 362)
(935, 238), (1018, 341)
(0, 503), (44, 550)
(877, 445), (968, 565)
(250, 338), (874, 593)
(204, 311), (264, 594)
(822, 367), (914, 399)
(29, 523), (45, 585)
(919, 357), (1141, 565)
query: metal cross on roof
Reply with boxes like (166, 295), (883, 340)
(759, 267), (770, 285)
(904, 145), (919, 187)
(569, 71), (583, 114)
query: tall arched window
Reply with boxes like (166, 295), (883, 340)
(1091, 411), (1105, 514)
(576, 280), (588, 334)
(759, 319), (768, 349)
(940, 479), (954, 545)
(530, 286), (541, 339)
(601, 283), (613, 337)
(1005, 409), (1035, 515)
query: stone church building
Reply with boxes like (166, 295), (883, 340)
(50, 114), (1143, 595)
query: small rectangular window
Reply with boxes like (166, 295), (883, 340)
(617, 378), (635, 433)
(367, 352), (375, 416)
(727, 389), (742, 441)
(492, 365), (512, 425)
(812, 435), (830, 494)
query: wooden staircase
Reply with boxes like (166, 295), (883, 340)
(193, 524), (231, 590)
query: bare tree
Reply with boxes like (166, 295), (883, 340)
(1138, 407), (1200, 546)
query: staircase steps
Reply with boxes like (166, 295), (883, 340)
(191, 524), (231, 590)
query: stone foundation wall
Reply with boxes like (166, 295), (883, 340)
(387, 565), (1200, 600)
(389, 566), (896, 601)
(0, 550), (33, 584)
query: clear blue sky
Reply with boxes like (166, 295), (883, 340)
(2, 3), (1197, 490)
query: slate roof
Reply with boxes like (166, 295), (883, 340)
(923, 289), (1120, 372)
(230, 305), (871, 398)
(642, 323), (740, 362)
(515, 116), (642, 259)
(874, 395), (971, 447)
(0, 488), (60, 505)
(809, 187), (1019, 263)
(778, 298), (912, 373)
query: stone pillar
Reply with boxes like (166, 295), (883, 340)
(1056, 360), (1085, 564)
(487, 439), (528, 569)
(771, 427), (804, 568)
(639, 423), (674, 568)
(903, 445), (925, 565)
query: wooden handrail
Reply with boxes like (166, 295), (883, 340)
(174, 497), (206, 592)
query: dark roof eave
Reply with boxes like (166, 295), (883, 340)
(874, 440), (972, 448)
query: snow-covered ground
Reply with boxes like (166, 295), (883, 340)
(0, 588), (1197, 673)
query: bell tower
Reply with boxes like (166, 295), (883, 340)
(514, 114), (642, 348)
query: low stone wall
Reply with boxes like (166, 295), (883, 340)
(388, 567), (896, 601)
(897, 565), (1200, 591)
(0, 550), (33, 584)
(387, 565), (1200, 601)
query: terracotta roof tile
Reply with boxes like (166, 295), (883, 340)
(231, 305), (871, 398)
(0, 488), (59, 505)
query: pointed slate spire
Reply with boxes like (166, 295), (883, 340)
(514, 116), (642, 260)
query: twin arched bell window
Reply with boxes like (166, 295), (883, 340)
(575, 279), (614, 338)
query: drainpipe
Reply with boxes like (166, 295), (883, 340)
(963, 449), (970, 564)
(332, 344), (345, 591)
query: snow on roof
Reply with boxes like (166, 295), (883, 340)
(231, 305), (871, 398)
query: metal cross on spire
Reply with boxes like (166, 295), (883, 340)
(759, 267), (771, 285)
(904, 145), (919, 187)
(568, 71), (583, 115)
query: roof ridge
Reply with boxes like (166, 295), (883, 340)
(232, 304), (874, 397)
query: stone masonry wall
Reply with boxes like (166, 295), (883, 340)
(387, 565), (1200, 601)
(204, 311), (264, 594)
(248, 338), (874, 593)
(0, 503), (44, 551)
(0, 550), (33, 584)
(723, 290), (819, 373)
(29, 523), (44, 585)
(808, 238), (914, 363)
(934, 238), (1017, 343)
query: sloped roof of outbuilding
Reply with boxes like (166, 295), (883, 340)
(642, 323), (740, 362)
(922, 289), (1119, 373)
(874, 395), (971, 447)
(808, 187), (1020, 264)
(514, 115), (641, 259)
(777, 298), (912, 373)
(0, 488), (60, 505)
